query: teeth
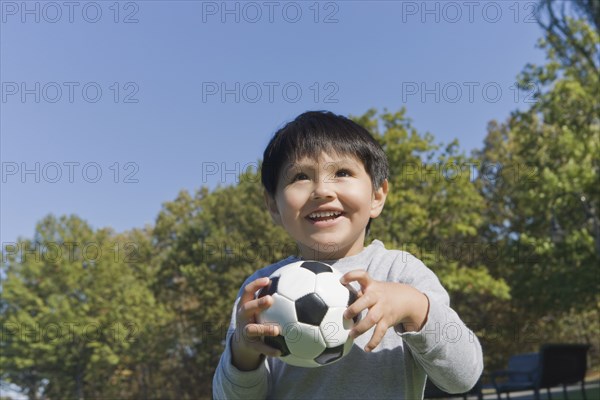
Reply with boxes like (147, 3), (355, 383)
(309, 211), (342, 219)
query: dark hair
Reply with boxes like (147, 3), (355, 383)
(261, 110), (389, 197)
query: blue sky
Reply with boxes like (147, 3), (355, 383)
(1, 0), (549, 245)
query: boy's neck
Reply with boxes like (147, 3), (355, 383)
(297, 241), (367, 261)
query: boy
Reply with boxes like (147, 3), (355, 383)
(213, 111), (483, 399)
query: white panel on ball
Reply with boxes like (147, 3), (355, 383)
(276, 263), (317, 301)
(284, 322), (325, 359)
(319, 307), (352, 346)
(258, 293), (297, 330)
(314, 272), (350, 308)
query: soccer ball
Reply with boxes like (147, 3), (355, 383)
(256, 260), (359, 368)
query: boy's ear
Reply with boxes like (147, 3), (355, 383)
(370, 179), (388, 218)
(263, 190), (282, 226)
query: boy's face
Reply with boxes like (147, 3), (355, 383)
(265, 151), (388, 260)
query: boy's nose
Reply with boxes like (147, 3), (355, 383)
(311, 179), (336, 199)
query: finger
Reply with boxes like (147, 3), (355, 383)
(238, 294), (274, 320)
(248, 340), (282, 358)
(232, 327), (282, 357)
(340, 270), (372, 288)
(244, 323), (280, 338)
(240, 277), (271, 306)
(344, 292), (374, 320)
(342, 283), (363, 299)
(364, 321), (389, 352)
(349, 307), (382, 339)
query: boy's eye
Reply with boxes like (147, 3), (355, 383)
(336, 169), (352, 177)
(292, 173), (310, 182)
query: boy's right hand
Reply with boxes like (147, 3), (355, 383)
(231, 277), (282, 371)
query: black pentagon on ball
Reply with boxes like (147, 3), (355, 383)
(300, 261), (333, 275)
(295, 293), (328, 326)
(256, 276), (279, 298)
(315, 344), (345, 365)
(347, 286), (358, 306)
(264, 335), (290, 356)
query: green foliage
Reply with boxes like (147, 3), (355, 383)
(354, 109), (510, 312)
(536, 0), (599, 76)
(1, 215), (173, 399)
(476, 16), (599, 316)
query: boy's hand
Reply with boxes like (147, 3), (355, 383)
(341, 270), (429, 353)
(231, 277), (281, 371)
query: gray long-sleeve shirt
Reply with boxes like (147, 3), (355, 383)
(213, 240), (483, 399)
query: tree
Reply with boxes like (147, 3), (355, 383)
(476, 15), (599, 315)
(1, 215), (172, 399)
(474, 10), (599, 370)
(536, 0), (599, 77)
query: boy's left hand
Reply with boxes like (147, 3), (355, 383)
(341, 270), (429, 352)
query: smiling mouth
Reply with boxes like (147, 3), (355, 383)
(307, 211), (343, 222)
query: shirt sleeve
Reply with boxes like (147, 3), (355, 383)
(212, 298), (270, 400)
(394, 254), (484, 394)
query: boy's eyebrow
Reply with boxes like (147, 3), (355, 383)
(331, 158), (361, 168)
(281, 161), (312, 175)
